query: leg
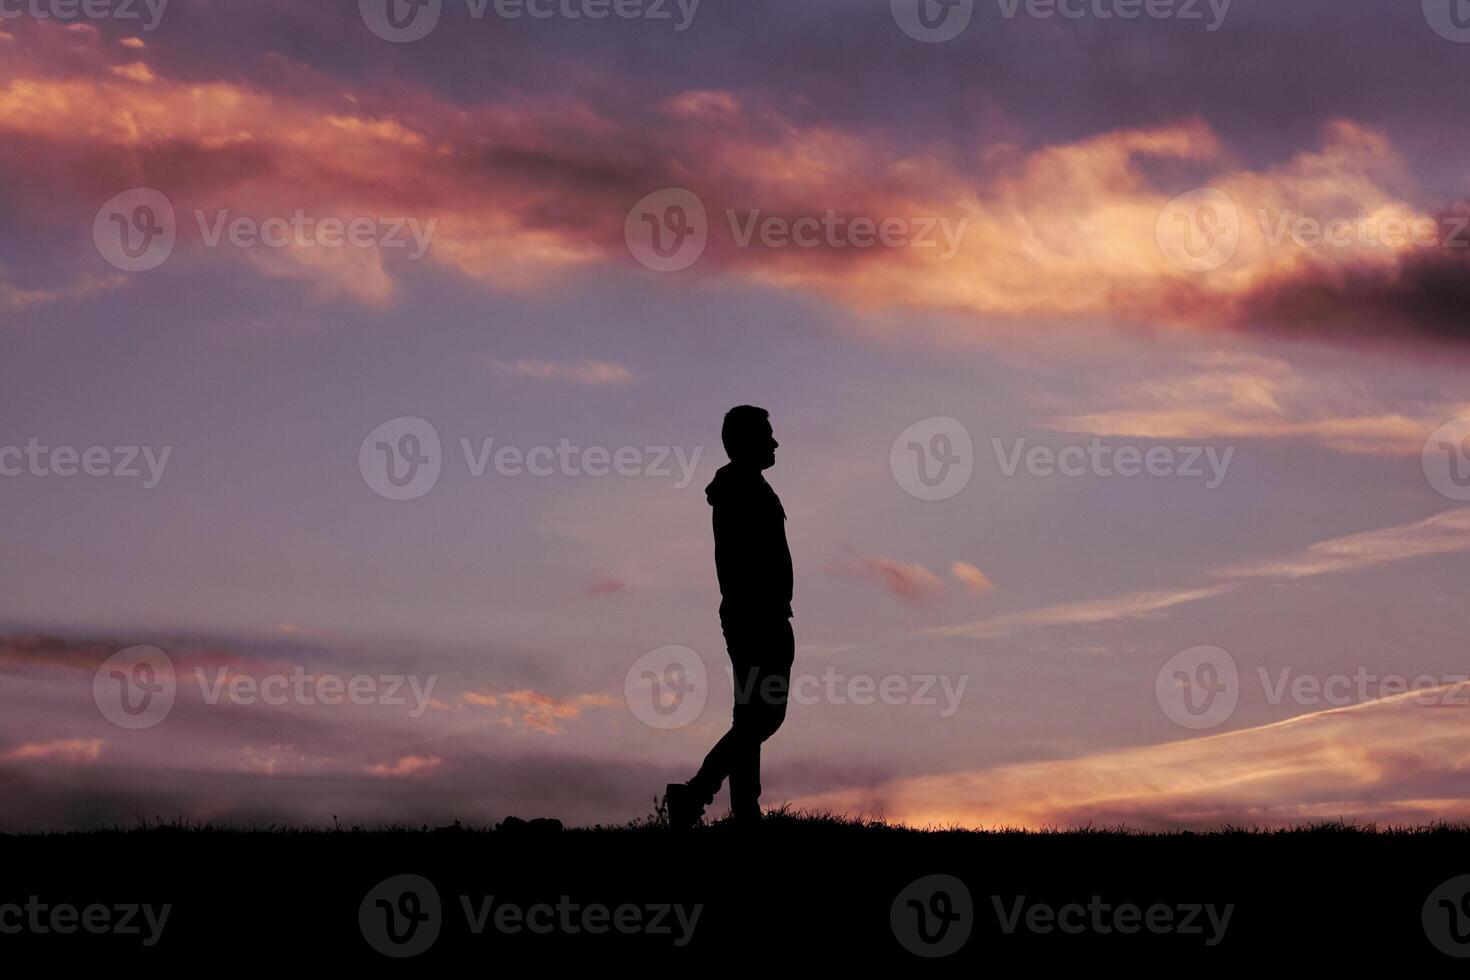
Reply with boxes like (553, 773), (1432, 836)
(686, 619), (794, 818)
(725, 620), (795, 821)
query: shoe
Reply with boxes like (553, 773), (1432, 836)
(731, 807), (762, 829)
(665, 782), (705, 830)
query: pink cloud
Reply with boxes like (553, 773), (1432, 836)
(483, 357), (634, 385)
(462, 689), (616, 734)
(2, 21), (1465, 345)
(367, 755), (442, 779)
(951, 561), (994, 596)
(828, 556), (944, 606)
(792, 684), (1470, 830)
(2, 738), (104, 765)
(584, 578), (629, 598)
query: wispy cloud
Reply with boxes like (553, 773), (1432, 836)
(925, 508), (1470, 641)
(1214, 507), (1470, 580)
(827, 556), (945, 606)
(462, 689), (617, 734)
(1047, 351), (1460, 457)
(482, 357), (634, 385)
(922, 585), (1235, 640)
(951, 561), (994, 596)
(791, 684), (1470, 830)
(1, 738), (104, 764)
(367, 755), (442, 779)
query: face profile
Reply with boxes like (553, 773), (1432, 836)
(722, 405), (779, 470)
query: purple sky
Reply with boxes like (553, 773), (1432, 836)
(2, 0), (1470, 829)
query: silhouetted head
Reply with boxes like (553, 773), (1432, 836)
(722, 405), (778, 471)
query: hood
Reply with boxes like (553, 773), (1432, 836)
(705, 463), (759, 507)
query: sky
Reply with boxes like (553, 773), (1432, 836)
(2, 0), (1470, 830)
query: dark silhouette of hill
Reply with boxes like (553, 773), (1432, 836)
(2, 808), (1467, 968)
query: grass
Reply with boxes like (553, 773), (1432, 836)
(8, 804), (1470, 837)
(4, 805), (1466, 966)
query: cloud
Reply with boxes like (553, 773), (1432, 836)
(482, 357), (634, 385)
(827, 556), (945, 606)
(1, 738), (104, 765)
(584, 578), (629, 598)
(1215, 507), (1470, 580)
(1046, 351), (1460, 457)
(109, 61), (156, 83)
(791, 684), (1470, 829)
(2, 19), (1466, 347)
(0, 273), (126, 310)
(925, 508), (1470, 642)
(462, 689), (617, 734)
(950, 561), (994, 596)
(367, 755), (443, 778)
(922, 585), (1235, 640)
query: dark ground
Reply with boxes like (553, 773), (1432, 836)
(4, 809), (1469, 968)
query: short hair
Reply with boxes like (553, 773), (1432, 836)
(722, 405), (770, 457)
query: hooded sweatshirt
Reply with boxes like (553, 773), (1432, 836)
(705, 463), (794, 622)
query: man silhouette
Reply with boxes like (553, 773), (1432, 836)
(666, 406), (794, 829)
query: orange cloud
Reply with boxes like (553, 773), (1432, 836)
(1214, 507), (1470, 580)
(792, 685), (1470, 829)
(925, 585), (1235, 640)
(926, 508), (1470, 642)
(482, 357), (634, 385)
(828, 556), (945, 606)
(367, 755), (442, 778)
(3, 21), (1466, 344)
(951, 561), (994, 596)
(462, 689), (616, 734)
(1046, 351), (1464, 456)
(2, 738), (104, 764)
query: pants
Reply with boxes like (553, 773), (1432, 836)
(690, 617), (795, 820)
